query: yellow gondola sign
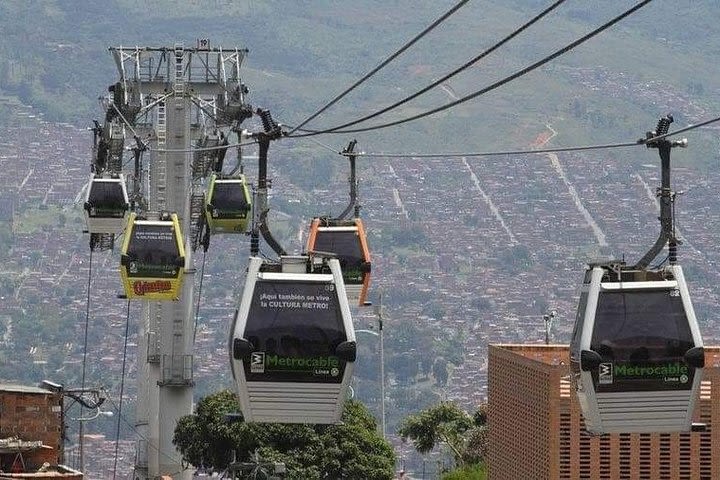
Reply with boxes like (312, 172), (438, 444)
(120, 212), (186, 300)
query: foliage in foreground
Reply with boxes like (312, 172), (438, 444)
(442, 463), (488, 480)
(173, 390), (395, 480)
(398, 402), (487, 468)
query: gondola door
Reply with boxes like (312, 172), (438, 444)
(230, 256), (356, 424)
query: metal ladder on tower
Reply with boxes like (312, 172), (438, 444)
(189, 189), (206, 252)
(173, 44), (185, 105)
(155, 102), (167, 210)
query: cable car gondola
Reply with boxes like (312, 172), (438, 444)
(83, 174), (130, 234)
(120, 212), (186, 301)
(570, 263), (704, 434)
(230, 255), (356, 424)
(205, 173), (252, 234)
(570, 116), (704, 434)
(306, 218), (371, 306)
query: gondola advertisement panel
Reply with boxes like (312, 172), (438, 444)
(127, 226), (182, 278)
(243, 281), (347, 383)
(120, 213), (185, 300)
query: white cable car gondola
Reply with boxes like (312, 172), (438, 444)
(570, 263), (704, 434)
(205, 173), (252, 234)
(307, 218), (371, 306)
(119, 212), (186, 301)
(83, 174), (130, 233)
(570, 117), (704, 434)
(230, 256), (356, 424)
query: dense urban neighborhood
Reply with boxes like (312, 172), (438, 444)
(2, 57), (720, 475)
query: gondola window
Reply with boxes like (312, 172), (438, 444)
(212, 183), (249, 217)
(126, 225), (180, 278)
(88, 182), (126, 216)
(590, 290), (695, 392)
(243, 281), (347, 383)
(315, 232), (364, 282)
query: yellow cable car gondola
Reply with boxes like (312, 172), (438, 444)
(307, 218), (371, 306)
(205, 173), (252, 234)
(120, 212), (186, 300)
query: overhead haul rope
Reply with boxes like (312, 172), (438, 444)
(153, 139), (259, 153)
(292, 0), (569, 136)
(288, 0), (472, 135)
(79, 248), (93, 426)
(350, 141), (640, 158)
(290, 0), (655, 136)
(336, 114), (720, 159)
(112, 299), (131, 480)
(193, 251), (209, 345)
(103, 392), (180, 465)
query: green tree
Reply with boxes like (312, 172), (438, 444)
(432, 357), (449, 386)
(398, 402), (488, 468)
(173, 390), (395, 479)
(397, 402), (473, 465)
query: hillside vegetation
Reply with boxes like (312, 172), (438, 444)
(0, 0), (718, 161)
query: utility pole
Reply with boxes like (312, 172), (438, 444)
(41, 382), (104, 473)
(374, 292), (386, 438)
(543, 309), (557, 345)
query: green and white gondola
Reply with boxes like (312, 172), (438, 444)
(230, 256), (356, 424)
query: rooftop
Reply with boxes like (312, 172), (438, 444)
(0, 384), (54, 395)
(491, 344), (720, 367)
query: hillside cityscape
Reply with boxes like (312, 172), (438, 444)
(1, 1), (720, 478)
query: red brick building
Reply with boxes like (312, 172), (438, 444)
(0, 383), (81, 478)
(488, 344), (719, 480)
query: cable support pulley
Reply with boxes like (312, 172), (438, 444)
(338, 139), (359, 220)
(289, 0), (655, 136)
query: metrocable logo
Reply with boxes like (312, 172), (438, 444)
(132, 280), (172, 295)
(250, 352), (265, 373)
(598, 363), (613, 384)
(614, 362), (689, 378)
(266, 355), (340, 370)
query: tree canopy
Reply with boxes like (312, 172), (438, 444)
(173, 390), (395, 479)
(397, 401), (487, 468)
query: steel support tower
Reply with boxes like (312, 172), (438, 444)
(107, 42), (251, 480)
